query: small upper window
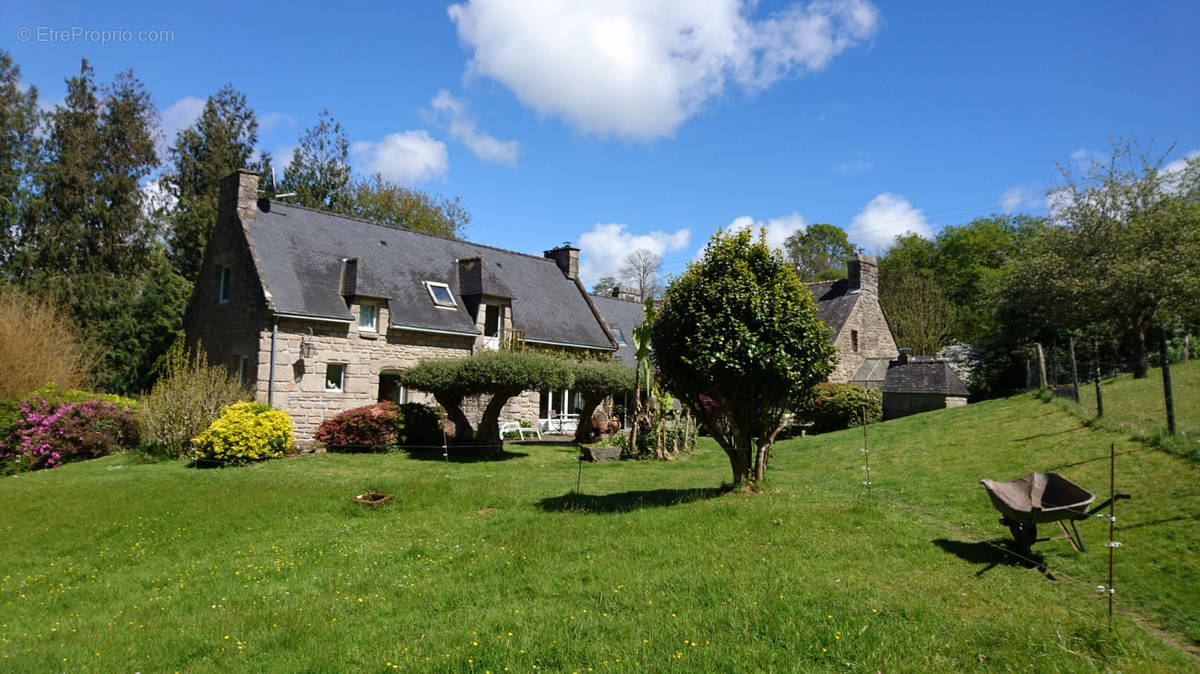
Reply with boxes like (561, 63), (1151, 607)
(358, 303), (377, 332)
(612, 327), (627, 346)
(424, 281), (456, 308)
(851, 330), (859, 354)
(325, 363), (346, 392)
(217, 265), (231, 304)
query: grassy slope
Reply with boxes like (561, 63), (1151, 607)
(1077, 359), (1200, 440)
(0, 390), (1197, 671)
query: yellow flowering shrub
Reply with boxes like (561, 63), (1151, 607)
(190, 402), (293, 464)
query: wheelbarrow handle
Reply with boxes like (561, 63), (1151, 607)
(1086, 493), (1131, 516)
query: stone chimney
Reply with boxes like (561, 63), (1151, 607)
(544, 244), (580, 280)
(847, 253), (878, 293)
(218, 169), (261, 224)
(896, 348), (910, 365)
(611, 285), (640, 303)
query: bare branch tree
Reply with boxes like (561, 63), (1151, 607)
(619, 248), (662, 301)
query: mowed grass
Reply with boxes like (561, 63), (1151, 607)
(1, 390), (1198, 671)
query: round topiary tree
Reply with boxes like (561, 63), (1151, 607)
(399, 350), (572, 449)
(650, 228), (837, 487)
(570, 358), (636, 443)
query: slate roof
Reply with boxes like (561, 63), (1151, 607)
(806, 279), (860, 340)
(883, 360), (970, 396)
(589, 294), (646, 365)
(246, 200), (614, 350)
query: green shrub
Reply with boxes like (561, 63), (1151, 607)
(796, 383), (882, 434)
(191, 402), (292, 464)
(1, 394), (139, 471)
(315, 402), (401, 449)
(139, 343), (245, 457)
(397, 403), (442, 447)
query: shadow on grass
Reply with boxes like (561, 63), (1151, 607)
(933, 538), (1048, 577)
(402, 446), (529, 463)
(539, 487), (725, 514)
(1009, 424), (1087, 443)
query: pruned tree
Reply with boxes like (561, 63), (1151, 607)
(620, 248), (662, 301)
(570, 359), (636, 442)
(783, 223), (854, 281)
(399, 350), (572, 449)
(651, 228), (836, 487)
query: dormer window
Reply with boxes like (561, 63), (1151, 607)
(358, 303), (377, 332)
(424, 281), (456, 308)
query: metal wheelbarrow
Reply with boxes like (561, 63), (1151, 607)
(979, 473), (1130, 552)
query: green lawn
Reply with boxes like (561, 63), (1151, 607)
(1, 390), (1198, 671)
(1077, 359), (1200, 440)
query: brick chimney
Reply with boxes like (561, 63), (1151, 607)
(218, 169), (261, 224)
(847, 253), (878, 293)
(544, 244), (579, 280)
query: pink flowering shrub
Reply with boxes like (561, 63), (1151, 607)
(314, 402), (401, 449)
(0, 395), (139, 471)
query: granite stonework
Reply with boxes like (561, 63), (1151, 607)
(820, 255), (899, 384)
(185, 171), (614, 442)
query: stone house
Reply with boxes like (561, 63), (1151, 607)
(806, 254), (899, 383)
(184, 171), (616, 440)
(880, 352), (970, 419)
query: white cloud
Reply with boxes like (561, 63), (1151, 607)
(724, 212), (807, 251)
(578, 222), (691, 284)
(351, 131), (449, 184)
(848, 193), (930, 252)
(448, 0), (879, 140)
(998, 184), (1044, 213)
(260, 112), (298, 132)
(159, 95), (205, 156)
(430, 90), (520, 165)
(140, 177), (177, 216)
(1164, 149), (1200, 176)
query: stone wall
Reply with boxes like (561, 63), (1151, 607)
(882, 392), (967, 420)
(255, 309), (475, 440)
(828, 294), (899, 383)
(182, 174), (268, 388)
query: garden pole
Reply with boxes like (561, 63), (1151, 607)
(861, 406), (873, 507)
(1069, 337), (1080, 403)
(1093, 337), (1104, 418)
(1160, 327), (1176, 435)
(1107, 442), (1116, 630)
(576, 456), (583, 494)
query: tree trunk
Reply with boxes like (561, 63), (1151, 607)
(435, 394), (473, 443)
(1161, 327), (1176, 435)
(573, 393), (605, 443)
(476, 391), (519, 452)
(1132, 327), (1148, 379)
(729, 446), (753, 487)
(1035, 343), (1048, 388)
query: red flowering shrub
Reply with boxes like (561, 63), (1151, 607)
(314, 402), (402, 449)
(0, 395), (139, 471)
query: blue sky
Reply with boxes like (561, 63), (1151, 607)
(5, 1), (1198, 284)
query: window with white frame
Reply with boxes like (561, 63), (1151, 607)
(217, 265), (231, 304)
(236, 355), (249, 386)
(611, 327), (627, 346)
(424, 281), (456, 308)
(484, 304), (502, 337)
(325, 363), (346, 392)
(358, 303), (377, 332)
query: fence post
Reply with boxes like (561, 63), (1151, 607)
(1069, 337), (1080, 403)
(1160, 327), (1176, 435)
(1035, 343), (1048, 388)
(1093, 337), (1104, 418)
